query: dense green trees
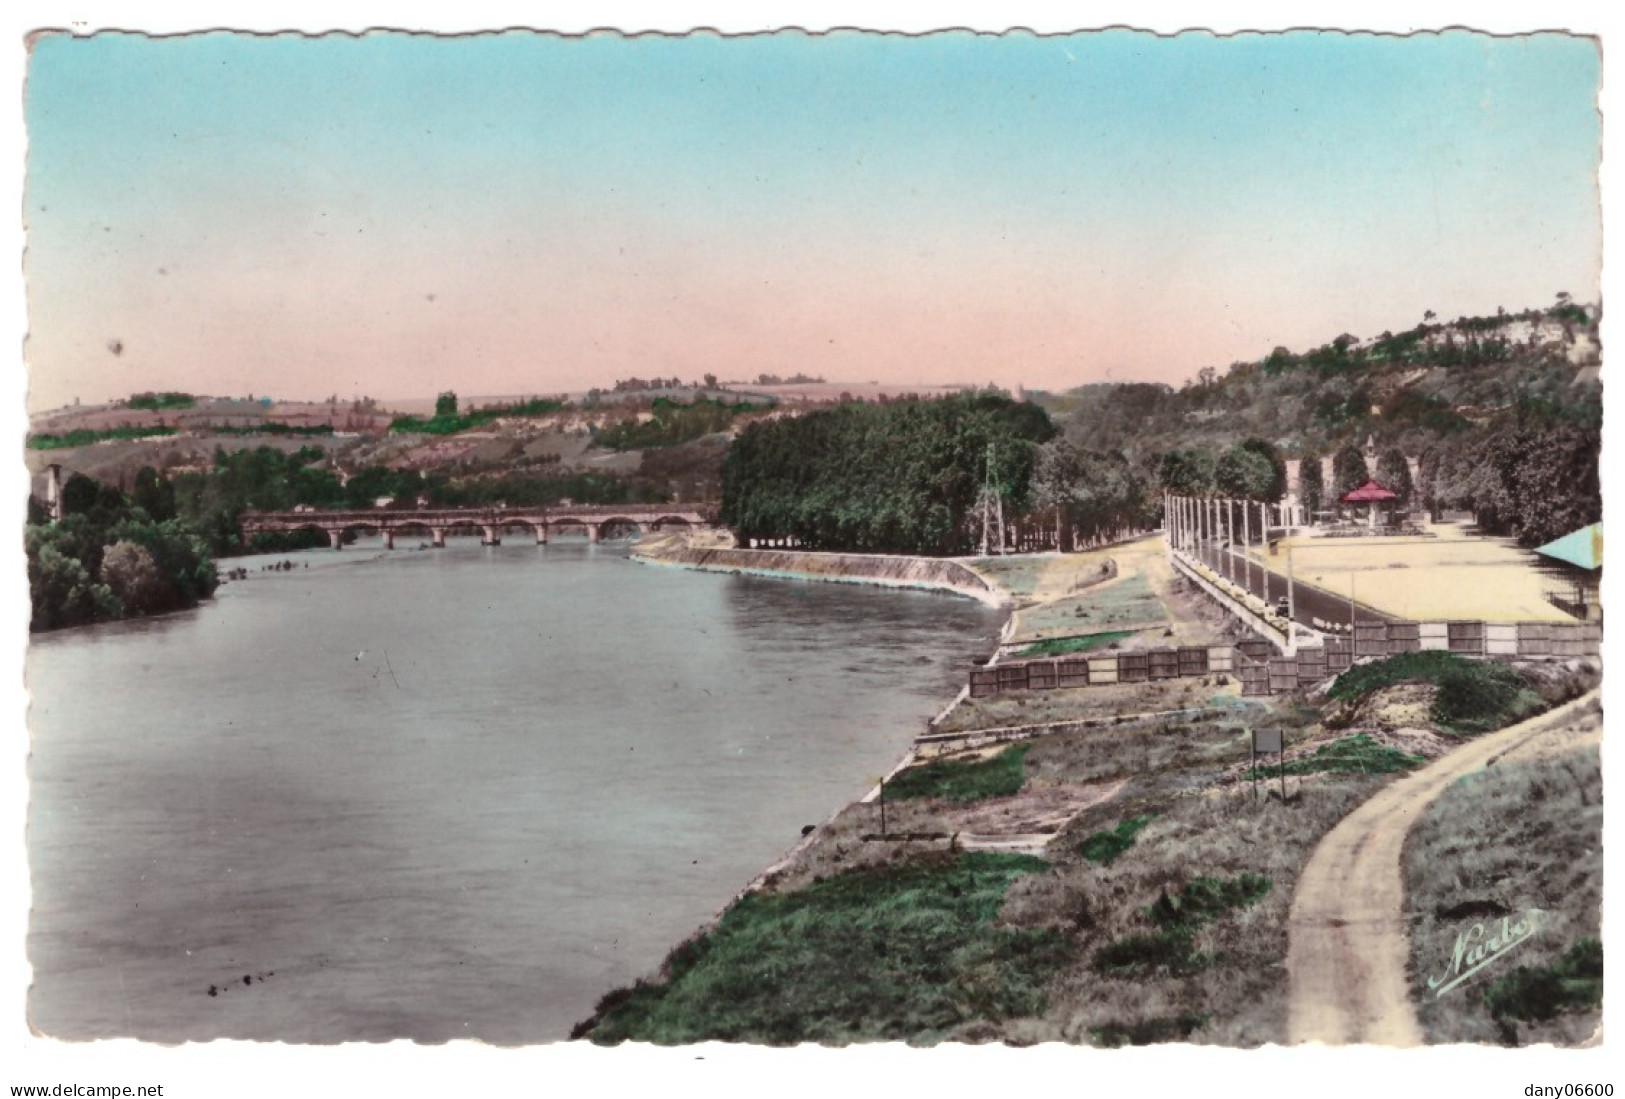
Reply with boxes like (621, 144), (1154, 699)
(1377, 447), (1414, 507)
(1298, 452), (1325, 516)
(1031, 439), (1155, 545)
(1215, 440), (1283, 500)
(1156, 449), (1217, 496)
(596, 397), (756, 451)
(25, 477), (217, 632)
(1332, 446), (1370, 498)
(1422, 421), (1601, 546)
(720, 393), (1055, 554)
(171, 446), (345, 555)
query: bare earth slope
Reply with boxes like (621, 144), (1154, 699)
(1285, 688), (1601, 1045)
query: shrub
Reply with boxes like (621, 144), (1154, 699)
(1093, 930), (1210, 976)
(886, 745), (1029, 804)
(1080, 815), (1155, 865)
(1432, 662), (1534, 734)
(1148, 873), (1272, 931)
(1483, 939), (1603, 1022)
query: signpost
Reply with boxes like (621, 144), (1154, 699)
(1251, 727), (1285, 801)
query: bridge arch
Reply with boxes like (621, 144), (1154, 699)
(596, 517), (647, 541)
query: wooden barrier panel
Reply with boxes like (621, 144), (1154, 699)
(1147, 648), (1181, 680)
(1419, 622), (1450, 651)
(997, 663), (1030, 691)
(1387, 623), (1420, 654)
(1056, 658), (1090, 688)
(1269, 658), (1299, 693)
(1237, 640), (1274, 663)
(1207, 647), (1234, 673)
(1177, 646), (1209, 676)
(1355, 623), (1388, 658)
(1448, 621), (1485, 654)
(1118, 651), (1150, 683)
(1296, 647), (1327, 686)
(1517, 623), (1552, 655)
(1088, 655), (1119, 685)
(1550, 623), (1589, 656)
(1027, 661), (1057, 690)
(1324, 637), (1354, 673)
(970, 666), (998, 698)
(1238, 662), (1271, 697)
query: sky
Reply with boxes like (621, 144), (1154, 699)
(21, 29), (1603, 412)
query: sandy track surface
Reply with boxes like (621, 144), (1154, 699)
(1285, 688), (1602, 1045)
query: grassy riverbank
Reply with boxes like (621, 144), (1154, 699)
(583, 531), (1601, 1047)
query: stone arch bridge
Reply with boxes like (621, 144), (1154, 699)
(240, 504), (717, 550)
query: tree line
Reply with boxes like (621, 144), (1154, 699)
(26, 473), (217, 632)
(720, 392), (1055, 554)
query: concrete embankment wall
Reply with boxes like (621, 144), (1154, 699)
(634, 545), (1008, 607)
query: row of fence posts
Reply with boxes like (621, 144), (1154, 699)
(1164, 492), (1297, 636)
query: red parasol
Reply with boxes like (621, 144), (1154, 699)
(1340, 479), (1397, 503)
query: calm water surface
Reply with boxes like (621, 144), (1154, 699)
(26, 539), (1000, 1043)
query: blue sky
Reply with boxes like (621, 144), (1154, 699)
(23, 28), (1601, 409)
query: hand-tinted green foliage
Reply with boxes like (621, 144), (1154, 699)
(720, 393), (1054, 554)
(26, 476), (217, 631)
(28, 425), (178, 449)
(1147, 873), (1272, 931)
(130, 466), (176, 522)
(1434, 420), (1602, 547)
(1093, 929), (1211, 977)
(1079, 814), (1155, 865)
(1332, 445), (1369, 497)
(584, 853), (1067, 1044)
(1327, 652), (1540, 735)
(423, 471), (663, 508)
(126, 391), (196, 410)
(1246, 734), (1423, 779)
(389, 395), (565, 435)
(596, 397), (756, 451)
(1036, 306), (1598, 545)
(1013, 630), (1135, 658)
(1432, 662), (1541, 735)
(171, 446), (345, 555)
(1094, 873), (1271, 977)
(885, 744), (1029, 804)
(1328, 651), (1481, 701)
(1298, 452), (1325, 515)
(206, 422), (333, 437)
(1157, 448), (1216, 496)
(1482, 938), (1602, 1023)
(1215, 443), (1280, 501)
(340, 466), (428, 509)
(1032, 438), (1156, 541)
(1377, 446), (1414, 506)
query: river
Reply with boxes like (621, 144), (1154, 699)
(25, 537), (1001, 1043)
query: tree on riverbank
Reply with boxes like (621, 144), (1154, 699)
(720, 392), (1055, 554)
(26, 474), (217, 632)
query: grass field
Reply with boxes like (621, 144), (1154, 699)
(1243, 523), (1573, 622)
(1012, 574), (1169, 641)
(582, 853), (1071, 1044)
(1405, 738), (1602, 1045)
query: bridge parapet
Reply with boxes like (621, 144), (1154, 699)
(239, 503), (717, 549)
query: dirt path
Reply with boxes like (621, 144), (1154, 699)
(1285, 688), (1602, 1045)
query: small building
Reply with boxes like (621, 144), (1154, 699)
(1534, 522), (1602, 622)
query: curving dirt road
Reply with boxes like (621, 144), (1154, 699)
(1285, 688), (1602, 1045)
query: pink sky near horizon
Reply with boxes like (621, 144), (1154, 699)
(22, 30), (1601, 413)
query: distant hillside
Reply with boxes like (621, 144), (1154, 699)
(1038, 300), (1600, 459)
